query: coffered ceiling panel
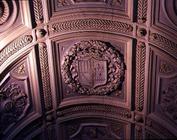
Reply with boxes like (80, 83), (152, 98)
(50, 33), (132, 109)
(151, 0), (177, 39)
(146, 46), (177, 138)
(58, 117), (131, 140)
(0, 0), (32, 48)
(0, 48), (42, 139)
(49, 0), (132, 20)
(1, 0), (177, 139)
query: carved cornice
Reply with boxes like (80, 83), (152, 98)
(137, 0), (148, 23)
(38, 43), (52, 111)
(57, 104), (131, 120)
(0, 35), (33, 66)
(51, 18), (133, 34)
(135, 42), (146, 111)
(150, 33), (177, 59)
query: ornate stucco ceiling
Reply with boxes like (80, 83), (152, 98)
(0, 0), (177, 139)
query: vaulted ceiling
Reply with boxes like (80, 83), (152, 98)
(0, 0), (177, 139)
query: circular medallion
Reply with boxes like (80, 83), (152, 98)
(62, 40), (125, 95)
(0, 0), (17, 32)
(0, 1), (9, 25)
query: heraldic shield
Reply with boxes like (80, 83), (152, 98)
(78, 57), (107, 88)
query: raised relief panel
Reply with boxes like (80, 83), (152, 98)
(62, 40), (125, 96)
(50, 0), (130, 20)
(0, 52), (42, 139)
(52, 36), (132, 109)
(0, 0), (32, 49)
(147, 47), (177, 137)
(152, 0), (177, 38)
(58, 118), (130, 140)
(0, 0), (18, 33)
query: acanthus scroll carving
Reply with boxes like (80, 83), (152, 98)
(0, 83), (29, 133)
(62, 40), (125, 95)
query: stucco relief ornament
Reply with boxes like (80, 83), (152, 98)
(0, 83), (29, 132)
(160, 81), (177, 121)
(0, 0), (17, 32)
(62, 40), (125, 95)
(0, 0), (10, 25)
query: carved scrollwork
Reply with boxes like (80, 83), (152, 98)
(62, 40), (125, 95)
(0, 83), (29, 133)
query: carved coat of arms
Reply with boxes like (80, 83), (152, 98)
(62, 40), (125, 95)
(78, 57), (107, 88)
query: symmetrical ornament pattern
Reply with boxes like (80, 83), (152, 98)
(64, 119), (126, 140)
(0, 0), (9, 25)
(150, 33), (177, 59)
(57, 0), (124, 7)
(33, 0), (43, 24)
(0, 35), (33, 66)
(62, 40), (125, 95)
(137, 0), (148, 23)
(164, 0), (177, 26)
(0, 0), (17, 32)
(58, 104), (131, 119)
(69, 124), (122, 139)
(51, 19), (133, 34)
(135, 42), (146, 111)
(38, 43), (53, 111)
(0, 83), (29, 133)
